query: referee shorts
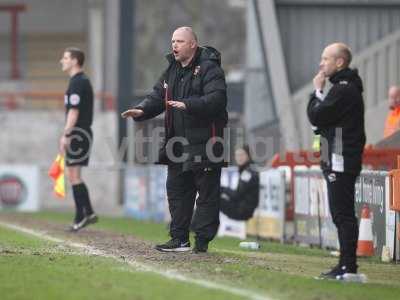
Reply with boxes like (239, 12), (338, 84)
(66, 127), (93, 167)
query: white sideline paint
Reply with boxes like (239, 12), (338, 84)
(0, 221), (272, 300)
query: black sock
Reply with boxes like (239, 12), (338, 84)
(72, 184), (85, 222)
(73, 182), (94, 216)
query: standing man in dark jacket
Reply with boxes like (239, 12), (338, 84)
(307, 43), (366, 280)
(220, 145), (259, 221)
(122, 27), (228, 253)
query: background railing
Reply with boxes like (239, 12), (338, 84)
(0, 4), (26, 80)
(0, 91), (115, 111)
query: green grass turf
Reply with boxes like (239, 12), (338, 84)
(0, 226), (245, 300)
(2, 211), (400, 300)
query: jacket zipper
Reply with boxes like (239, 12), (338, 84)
(164, 81), (170, 136)
(211, 122), (216, 144)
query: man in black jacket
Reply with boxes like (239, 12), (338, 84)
(220, 145), (259, 221)
(122, 27), (228, 253)
(307, 43), (366, 280)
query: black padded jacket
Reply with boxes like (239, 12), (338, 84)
(307, 68), (366, 174)
(134, 46), (228, 171)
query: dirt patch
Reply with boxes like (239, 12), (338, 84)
(0, 213), (240, 267)
(0, 248), (24, 255)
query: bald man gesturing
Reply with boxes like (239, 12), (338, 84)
(307, 43), (366, 280)
(122, 27), (228, 253)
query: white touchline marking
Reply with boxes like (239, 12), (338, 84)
(0, 221), (273, 300)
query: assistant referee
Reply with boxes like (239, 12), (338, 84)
(59, 47), (98, 231)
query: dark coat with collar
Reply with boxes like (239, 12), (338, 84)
(307, 68), (366, 174)
(134, 46), (228, 171)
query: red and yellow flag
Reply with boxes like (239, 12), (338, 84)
(48, 154), (65, 198)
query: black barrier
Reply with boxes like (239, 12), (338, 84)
(294, 168), (337, 248)
(355, 171), (388, 257)
(294, 169), (395, 258)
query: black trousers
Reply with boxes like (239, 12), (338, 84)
(166, 164), (221, 242)
(323, 171), (359, 270)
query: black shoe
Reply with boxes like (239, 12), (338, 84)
(68, 214), (98, 232)
(68, 217), (88, 232)
(86, 213), (98, 225)
(155, 238), (191, 252)
(317, 264), (357, 280)
(193, 238), (208, 254)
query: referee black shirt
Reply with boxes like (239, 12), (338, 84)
(64, 72), (93, 128)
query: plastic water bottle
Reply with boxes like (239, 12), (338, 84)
(381, 245), (391, 262)
(339, 273), (368, 283)
(239, 241), (260, 250)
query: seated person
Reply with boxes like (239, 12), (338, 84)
(220, 145), (259, 221)
(383, 85), (400, 138)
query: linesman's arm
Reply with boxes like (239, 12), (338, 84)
(60, 109), (79, 153)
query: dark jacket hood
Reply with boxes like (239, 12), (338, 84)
(197, 46), (222, 66)
(166, 46), (222, 66)
(329, 68), (363, 93)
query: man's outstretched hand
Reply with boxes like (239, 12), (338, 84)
(121, 109), (144, 118)
(168, 101), (186, 110)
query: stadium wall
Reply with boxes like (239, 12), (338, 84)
(0, 110), (123, 216)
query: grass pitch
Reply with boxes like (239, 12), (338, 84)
(1, 211), (400, 300)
